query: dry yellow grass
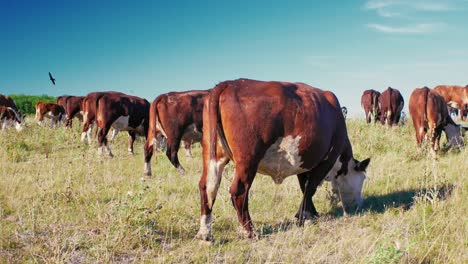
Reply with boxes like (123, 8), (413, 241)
(0, 118), (467, 263)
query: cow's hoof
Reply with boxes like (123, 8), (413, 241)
(177, 167), (186, 175)
(238, 227), (259, 240)
(295, 212), (319, 226)
(195, 231), (213, 242)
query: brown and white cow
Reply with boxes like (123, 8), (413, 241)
(0, 94), (24, 122)
(361, 89), (381, 123)
(409, 87), (464, 151)
(195, 79), (370, 241)
(0, 105), (23, 131)
(433, 85), (468, 121)
(95, 93), (150, 157)
(35, 102), (66, 127)
(379, 87), (404, 126)
(81, 91), (125, 144)
(143, 90), (207, 176)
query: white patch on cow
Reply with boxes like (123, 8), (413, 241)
(86, 124), (93, 144)
(81, 131), (87, 143)
(444, 123), (464, 148)
(325, 156), (366, 210)
(109, 128), (119, 141)
(82, 111), (88, 123)
(447, 101), (459, 109)
(14, 121), (23, 132)
(196, 214), (212, 240)
(206, 159), (226, 209)
(258, 136), (307, 184)
(155, 116), (167, 138)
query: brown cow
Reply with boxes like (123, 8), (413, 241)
(143, 90), (207, 176)
(409, 87), (464, 151)
(95, 93), (149, 157)
(63, 96), (84, 127)
(81, 91), (125, 144)
(195, 79), (370, 241)
(379, 87), (404, 126)
(35, 102), (66, 127)
(433, 85), (468, 121)
(0, 105), (23, 131)
(361, 89), (381, 123)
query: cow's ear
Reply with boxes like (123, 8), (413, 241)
(355, 158), (371, 171)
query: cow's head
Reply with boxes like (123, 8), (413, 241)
(327, 156), (370, 212)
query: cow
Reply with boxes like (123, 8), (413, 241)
(62, 96), (84, 127)
(361, 89), (381, 124)
(379, 87), (404, 126)
(35, 102), (66, 127)
(341, 106), (348, 120)
(409, 87), (464, 152)
(81, 91), (126, 144)
(0, 94), (24, 122)
(0, 106), (23, 131)
(195, 79), (370, 241)
(95, 93), (150, 157)
(143, 90), (207, 176)
(433, 85), (468, 121)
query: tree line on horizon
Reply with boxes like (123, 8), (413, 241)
(9, 94), (57, 114)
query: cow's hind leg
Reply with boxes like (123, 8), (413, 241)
(97, 123), (113, 157)
(196, 156), (228, 241)
(229, 163), (258, 239)
(127, 131), (136, 154)
(143, 138), (154, 176)
(166, 137), (185, 174)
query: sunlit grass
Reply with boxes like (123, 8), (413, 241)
(0, 117), (467, 263)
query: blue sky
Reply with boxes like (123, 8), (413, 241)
(1, 0), (468, 116)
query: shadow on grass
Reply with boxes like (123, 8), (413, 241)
(327, 184), (455, 217)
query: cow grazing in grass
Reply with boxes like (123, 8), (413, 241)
(0, 94), (24, 122)
(409, 87), (464, 152)
(433, 85), (468, 121)
(95, 93), (150, 157)
(195, 79), (370, 241)
(35, 102), (65, 128)
(361, 89), (381, 123)
(81, 91), (125, 144)
(379, 87), (404, 126)
(143, 90), (207, 176)
(0, 106), (23, 131)
(63, 96), (84, 127)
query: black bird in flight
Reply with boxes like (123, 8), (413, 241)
(49, 72), (56, 85)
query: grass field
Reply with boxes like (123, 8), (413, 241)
(0, 118), (467, 263)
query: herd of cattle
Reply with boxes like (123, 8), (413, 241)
(0, 80), (467, 241)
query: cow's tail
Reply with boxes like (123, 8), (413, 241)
(423, 88), (429, 123)
(206, 82), (234, 162)
(149, 95), (166, 147)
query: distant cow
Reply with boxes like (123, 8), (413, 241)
(361, 89), (381, 123)
(409, 87), (464, 152)
(63, 96), (84, 127)
(81, 91), (125, 144)
(143, 90), (207, 176)
(35, 102), (65, 127)
(433, 85), (468, 121)
(195, 79), (370, 241)
(0, 106), (23, 131)
(0, 94), (24, 122)
(379, 87), (404, 126)
(95, 93), (150, 157)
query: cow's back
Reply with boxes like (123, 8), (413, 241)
(215, 79), (348, 172)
